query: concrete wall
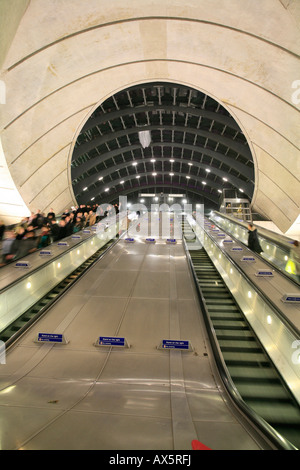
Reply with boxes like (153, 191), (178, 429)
(0, 0), (299, 232)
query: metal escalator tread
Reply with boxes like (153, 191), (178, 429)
(187, 241), (300, 449)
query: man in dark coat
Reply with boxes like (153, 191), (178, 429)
(247, 224), (263, 254)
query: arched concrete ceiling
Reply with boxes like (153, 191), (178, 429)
(0, 0), (299, 232)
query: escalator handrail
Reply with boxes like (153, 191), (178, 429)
(183, 235), (298, 451)
(212, 210), (295, 253)
(0, 214), (125, 295)
(192, 215), (300, 339)
(3, 234), (121, 349)
(208, 214), (300, 288)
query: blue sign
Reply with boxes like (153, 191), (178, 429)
(125, 238), (135, 242)
(39, 250), (52, 256)
(217, 233), (225, 237)
(71, 235), (81, 239)
(15, 261), (30, 268)
(256, 270), (273, 277)
(223, 239), (233, 243)
(283, 295), (300, 303)
(242, 256), (255, 262)
(162, 340), (190, 350)
(98, 336), (126, 347)
(231, 247), (243, 251)
(146, 238), (156, 242)
(83, 229), (91, 233)
(37, 333), (64, 343)
(57, 241), (68, 246)
(166, 239), (177, 243)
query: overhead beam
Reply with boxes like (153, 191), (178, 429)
(80, 172), (221, 205)
(73, 160), (253, 198)
(72, 124), (251, 161)
(72, 142), (253, 181)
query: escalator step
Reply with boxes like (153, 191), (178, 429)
(218, 340), (261, 351)
(236, 383), (293, 401)
(210, 315), (243, 323)
(205, 298), (236, 304)
(222, 351), (269, 363)
(200, 290), (230, 297)
(207, 305), (240, 312)
(216, 330), (255, 340)
(212, 320), (248, 328)
(246, 401), (300, 425)
(227, 365), (277, 380)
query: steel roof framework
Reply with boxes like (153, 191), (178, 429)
(71, 83), (254, 209)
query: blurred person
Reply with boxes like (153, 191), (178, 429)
(49, 218), (60, 241)
(247, 223), (263, 254)
(0, 220), (5, 240)
(73, 216), (84, 233)
(57, 219), (67, 240)
(0, 231), (17, 265)
(38, 225), (51, 248)
(14, 230), (38, 260)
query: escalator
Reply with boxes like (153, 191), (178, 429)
(182, 218), (300, 450)
(209, 211), (299, 286)
(0, 237), (116, 346)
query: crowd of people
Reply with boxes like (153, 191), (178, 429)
(0, 203), (120, 267)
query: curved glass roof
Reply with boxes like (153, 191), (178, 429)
(71, 82), (254, 210)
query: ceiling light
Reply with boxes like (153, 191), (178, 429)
(239, 188), (244, 192)
(218, 189), (222, 193)
(132, 162), (137, 166)
(152, 172), (157, 176)
(188, 163), (193, 166)
(120, 180), (124, 184)
(138, 130), (151, 148)
(186, 176), (190, 179)
(222, 177), (228, 181)
(98, 176), (103, 181)
(202, 181), (207, 185)
(136, 175), (140, 179)
(105, 188), (109, 192)
(170, 159), (175, 163)
(91, 197), (95, 200)
(83, 187), (88, 191)
(150, 159), (156, 163)
(205, 169), (211, 172)
(169, 173), (174, 176)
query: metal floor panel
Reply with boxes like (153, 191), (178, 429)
(0, 225), (266, 450)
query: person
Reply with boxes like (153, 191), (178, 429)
(0, 231), (17, 265)
(48, 218), (60, 241)
(247, 223), (263, 254)
(57, 219), (67, 240)
(73, 216), (84, 233)
(38, 225), (51, 248)
(15, 225), (26, 241)
(287, 240), (300, 283)
(0, 220), (5, 241)
(47, 208), (56, 220)
(86, 210), (96, 227)
(13, 230), (38, 260)
(62, 214), (74, 236)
